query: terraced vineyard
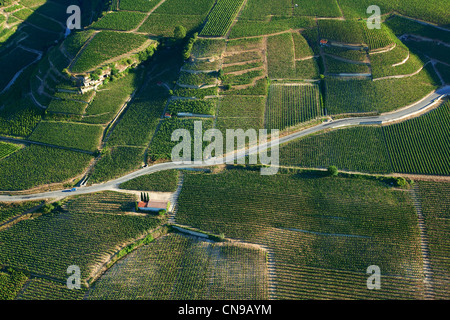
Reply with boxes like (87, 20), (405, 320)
(88, 233), (268, 300)
(265, 84), (321, 130)
(175, 169), (425, 299)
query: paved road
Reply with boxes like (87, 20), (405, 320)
(1, 86), (449, 202)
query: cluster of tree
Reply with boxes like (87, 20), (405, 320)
(182, 32), (198, 60)
(140, 192), (150, 202)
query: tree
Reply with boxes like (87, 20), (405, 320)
(328, 166), (338, 176)
(174, 25), (187, 39)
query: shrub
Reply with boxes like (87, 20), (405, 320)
(174, 25), (187, 39)
(328, 166), (338, 176)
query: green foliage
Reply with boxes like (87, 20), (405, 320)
(149, 118), (213, 161)
(328, 165), (339, 176)
(324, 65), (439, 114)
(92, 11), (146, 31)
(83, 71), (139, 124)
(279, 127), (393, 174)
(191, 38), (226, 58)
(0, 145), (92, 191)
(0, 142), (21, 160)
(182, 32), (198, 60)
(90, 147), (145, 184)
(16, 278), (85, 300)
(325, 56), (370, 74)
(174, 25), (187, 39)
(383, 102), (450, 176)
(120, 170), (180, 192)
(417, 181), (450, 299)
(167, 99), (217, 115)
(175, 169), (424, 299)
(29, 121), (103, 152)
(72, 31), (148, 73)
(119, 0), (161, 12)
(88, 233), (268, 299)
(266, 84), (321, 130)
(0, 200), (41, 225)
(107, 84), (167, 147)
(200, 0), (245, 36)
(0, 269), (28, 300)
(229, 16), (315, 39)
(0, 206), (161, 282)
(63, 191), (137, 215)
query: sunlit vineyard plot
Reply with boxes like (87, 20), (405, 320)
(383, 102), (450, 176)
(0, 141), (21, 160)
(265, 84), (321, 131)
(0, 208), (161, 282)
(16, 278), (86, 300)
(200, 0), (245, 37)
(279, 126), (392, 173)
(88, 233), (268, 300)
(175, 169), (425, 299)
(417, 182), (450, 299)
(63, 191), (137, 215)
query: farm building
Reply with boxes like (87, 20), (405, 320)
(320, 39), (328, 46)
(138, 200), (169, 212)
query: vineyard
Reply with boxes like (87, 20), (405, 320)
(279, 126), (392, 174)
(71, 32), (150, 73)
(120, 170), (179, 192)
(89, 146), (145, 184)
(383, 102), (450, 176)
(29, 121), (103, 152)
(149, 118), (213, 161)
(92, 11), (147, 31)
(0, 200), (41, 225)
(417, 182), (450, 299)
(0, 141), (21, 160)
(63, 191), (137, 215)
(88, 233), (268, 300)
(278, 101), (450, 176)
(200, 0), (245, 37)
(0, 145), (92, 191)
(0, 269), (28, 300)
(0, 207), (162, 282)
(175, 169), (425, 299)
(324, 65), (439, 114)
(265, 84), (321, 131)
(167, 99), (217, 116)
(16, 278), (85, 300)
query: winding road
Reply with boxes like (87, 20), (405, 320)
(1, 85), (449, 202)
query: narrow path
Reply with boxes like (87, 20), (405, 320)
(168, 173), (184, 224)
(410, 184), (434, 299)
